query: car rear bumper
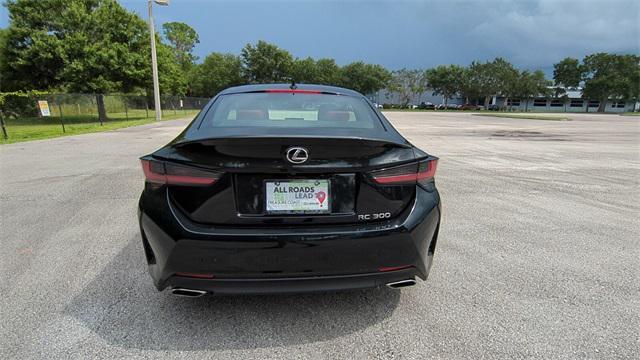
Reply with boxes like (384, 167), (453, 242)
(165, 268), (420, 295)
(139, 186), (441, 294)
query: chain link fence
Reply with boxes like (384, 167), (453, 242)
(0, 93), (209, 141)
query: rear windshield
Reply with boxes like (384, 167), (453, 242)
(200, 92), (383, 130)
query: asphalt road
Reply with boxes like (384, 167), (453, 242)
(1, 112), (638, 359)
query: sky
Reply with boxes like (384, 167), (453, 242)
(1, 0), (639, 75)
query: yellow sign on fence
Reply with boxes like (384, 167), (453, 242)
(38, 100), (51, 117)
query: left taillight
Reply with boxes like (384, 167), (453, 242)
(140, 159), (222, 186)
(370, 158), (438, 186)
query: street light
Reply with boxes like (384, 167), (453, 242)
(148, 0), (169, 121)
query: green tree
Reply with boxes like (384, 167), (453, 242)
(189, 53), (244, 97)
(241, 40), (293, 83)
(630, 63), (640, 111)
(339, 61), (391, 95)
(467, 58), (517, 107)
(155, 41), (188, 96)
(425, 64), (464, 107)
(458, 67), (482, 105)
(388, 68), (427, 106)
(467, 61), (496, 106)
(552, 54), (640, 112)
(0, 28), (8, 91)
(514, 70), (552, 112)
(553, 57), (582, 87)
(581, 53), (640, 112)
(3, 0), (72, 91)
(494, 60), (520, 110)
(3, 0), (151, 122)
(162, 22), (199, 72)
(290, 57), (319, 84)
(314, 58), (342, 85)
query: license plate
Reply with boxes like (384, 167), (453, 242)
(265, 179), (330, 214)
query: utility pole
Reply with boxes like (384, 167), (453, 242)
(148, 0), (169, 121)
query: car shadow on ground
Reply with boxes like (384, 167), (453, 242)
(64, 235), (401, 351)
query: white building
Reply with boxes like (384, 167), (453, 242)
(370, 89), (464, 107)
(491, 88), (638, 113)
(373, 87), (638, 112)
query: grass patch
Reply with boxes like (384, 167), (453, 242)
(620, 112), (640, 116)
(1, 109), (198, 144)
(473, 113), (571, 121)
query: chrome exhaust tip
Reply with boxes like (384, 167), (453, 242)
(171, 288), (207, 297)
(386, 279), (416, 289)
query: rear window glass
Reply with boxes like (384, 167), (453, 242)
(200, 92), (382, 130)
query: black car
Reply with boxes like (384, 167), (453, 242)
(417, 102), (436, 110)
(138, 84), (441, 297)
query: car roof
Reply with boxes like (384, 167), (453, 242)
(219, 83), (364, 97)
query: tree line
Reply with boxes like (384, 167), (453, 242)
(189, 41), (391, 98)
(1, 0), (638, 118)
(395, 54), (639, 113)
(389, 59), (551, 110)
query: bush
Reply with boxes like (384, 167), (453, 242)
(0, 93), (39, 118)
(382, 103), (415, 109)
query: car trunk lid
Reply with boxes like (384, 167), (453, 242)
(151, 137), (418, 226)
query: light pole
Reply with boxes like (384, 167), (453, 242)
(148, 0), (169, 121)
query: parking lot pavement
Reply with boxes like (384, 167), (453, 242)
(0, 112), (638, 359)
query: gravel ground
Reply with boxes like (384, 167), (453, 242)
(0, 112), (638, 359)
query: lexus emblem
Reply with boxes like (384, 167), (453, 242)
(286, 147), (309, 164)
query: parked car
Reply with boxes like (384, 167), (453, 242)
(437, 103), (460, 110)
(138, 84), (442, 297)
(486, 104), (500, 111)
(417, 102), (435, 110)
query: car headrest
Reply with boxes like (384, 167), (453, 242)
(323, 110), (350, 122)
(236, 109), (267, 120)
(318, 103), (350, 121)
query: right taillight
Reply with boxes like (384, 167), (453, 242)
(370, 158), (438, 186)
(140, 158), (222, 186)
